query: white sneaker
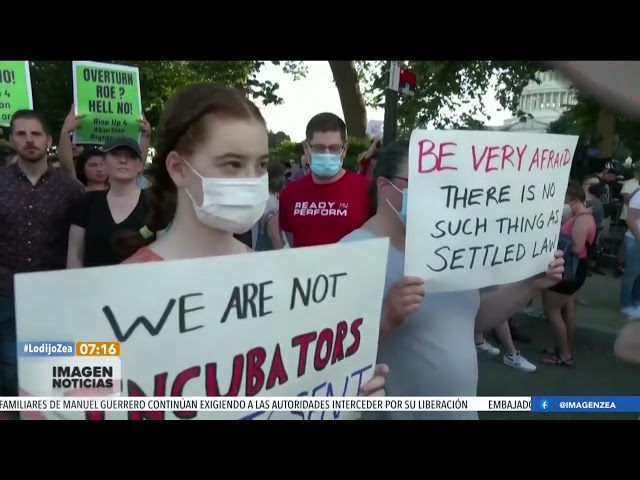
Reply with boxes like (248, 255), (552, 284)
(476, 340), (500, 356)
(621, 306), (640, 320)
(504, 351), (537, 372)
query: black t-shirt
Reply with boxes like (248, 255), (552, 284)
(70, 189), (150, 267)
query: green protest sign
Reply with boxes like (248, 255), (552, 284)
(72, 61), (142, 145)
(0, 61), (33, 127)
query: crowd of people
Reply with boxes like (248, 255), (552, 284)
(2, 79), (639, 420)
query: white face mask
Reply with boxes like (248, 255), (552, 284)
(184, 162), (269, 234)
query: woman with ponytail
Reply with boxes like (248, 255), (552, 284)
(117, 83), (387, 399)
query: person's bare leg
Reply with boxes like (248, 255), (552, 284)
(563, 296), (577, 356)
(495, 322), (517, 356)
(542, 291), (572, 363)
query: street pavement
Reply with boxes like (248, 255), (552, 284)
(477, 273), (640, 420)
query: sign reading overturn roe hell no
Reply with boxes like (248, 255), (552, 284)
(405, 130), (578, 293)
(72, 61), (142, 145)
(0, 61), (33, 127)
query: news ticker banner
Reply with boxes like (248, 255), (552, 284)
(17, 342), (121, 397)
(3, 397), (640, 416)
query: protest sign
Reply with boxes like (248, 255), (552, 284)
(72, 61), (142, 145)
(0, 61), (33, 127)
(366, 120), (383, 139)
(15, 238), (389, 420)
(405, 130), (578, 293)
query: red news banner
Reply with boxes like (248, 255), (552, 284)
(14, 238), (389, 420)
(405, 130), (578, 293)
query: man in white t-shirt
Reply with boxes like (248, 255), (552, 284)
(620, 163), (640, 222)
(620, 185), (640, 318)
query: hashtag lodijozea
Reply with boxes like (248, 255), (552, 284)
(18, 342), (75, 357)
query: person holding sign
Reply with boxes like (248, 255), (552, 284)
(66, 136), (154, 268)
(114, 83), (386, 402)
(358, 136), (382, 186)
(57, 104), (152, 186)
(340, 141), (564, 420)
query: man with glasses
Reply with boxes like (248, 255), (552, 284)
(279, 113), (370, 247)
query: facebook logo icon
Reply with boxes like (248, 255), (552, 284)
(540, 400), (548, 410)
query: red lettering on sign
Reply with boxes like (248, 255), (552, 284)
(417, 140), (457, 173)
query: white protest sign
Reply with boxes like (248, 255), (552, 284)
(405, 129), (578, 293)
(366, 120), (383, 139)
(15, 238), (389, 420)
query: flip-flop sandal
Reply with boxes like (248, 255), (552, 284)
(542, 353), (573, 367)
(541, 347), (576, 359)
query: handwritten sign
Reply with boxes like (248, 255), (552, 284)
(0, 61), (33, 127)
(405, 129), (578, 293)
(72, 61), (142, 145)
(15, 238), (389, 420)
(366, 120), (383, 139)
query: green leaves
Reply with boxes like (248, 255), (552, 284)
(353, 60), (542, 136)
(27, 61), (306, 143)
(549, 90), (640, 161)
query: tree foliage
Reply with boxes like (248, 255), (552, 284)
(548, 91), (640, 161)
(28, 61), (307, 143)
(268, 130), (291, 149)
(332, 61), (543, 138)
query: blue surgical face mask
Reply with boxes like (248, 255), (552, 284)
(387, 181), (408, 225)
(310, 153), (342, 178)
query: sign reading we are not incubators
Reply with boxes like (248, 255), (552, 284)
(15, 239), (388, 420)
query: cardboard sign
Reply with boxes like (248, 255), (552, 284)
(15, 239), (389, 420)
(405, 129), (578, 292)
(0, 61), (33, 127)
(72, 61), (142, 145)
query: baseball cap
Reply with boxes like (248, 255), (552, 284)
(102, 136), (142, 158)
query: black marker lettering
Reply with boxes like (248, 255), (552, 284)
(520, 184), (536, 203)
(220, 281), (274, 323)
(441, 185), (511, 209)
(289, 273), (347, 310)
(431, 218), (488, 238)
(103, 299), (177, 342)
(428, 244), (526, 271)
(178, 293), (205, 333)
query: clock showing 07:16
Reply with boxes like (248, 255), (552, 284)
(75, 342), (120, 356)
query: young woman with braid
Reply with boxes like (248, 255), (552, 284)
(116, 83), (387, 401)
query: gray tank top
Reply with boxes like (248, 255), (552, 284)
(340, 228), (481, 420)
